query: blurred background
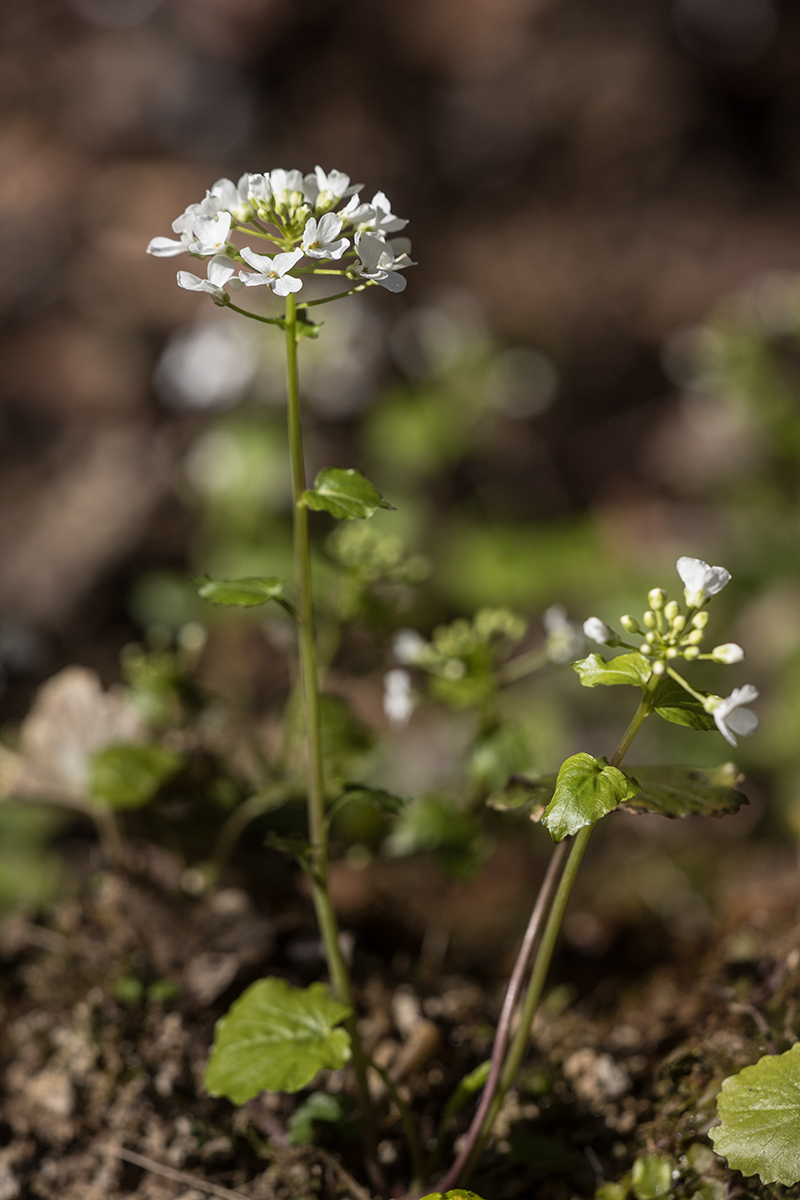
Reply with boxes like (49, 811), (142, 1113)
(3, 0), (800, 948)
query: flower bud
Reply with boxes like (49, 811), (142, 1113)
(664, 600), (680, 622)
(645, 631), (657, 644)
(711, 643), (745, 664)
(651, 659), (665, 676)
(672, 615), (686, 634)
(643, 611), (657, 629)
(683, 646), (700, 661)
(692, 612), (709, 629)
(583, 618), (619, 647)
(703, 693), (722, 713)
(648, 588), (666, 610)
(639, 643), (652, 655)
(666, 647), (679, 659)
(684, 629), (704, 645)
(620, 614), (640, 634)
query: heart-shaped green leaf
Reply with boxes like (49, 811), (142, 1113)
(89, 744), (183, 809)
(622, 763), (746, 819)
(301, 468), (394, 520)
(543, 753), (639, 842)
(204, 977), (352, 1103)
(573, 652), (652, 689)
(651, 675), (716, 730)
(197, 577), (285, 607)
(711, 1044), (800, 1185)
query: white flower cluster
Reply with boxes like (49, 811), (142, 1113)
(583, 556), (760, 748)
(147, 167), (415, 302)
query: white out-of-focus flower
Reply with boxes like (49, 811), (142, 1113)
(383, 668), (415, 729)
(392, 628), (427, 665)
(303, 167), (360, 210)
(302, 213), (349, 260)
(190, 211), (233, 257)
(711, 643), (745, 664)
(238, 246), (304, 295)
(543, 605), (585, 664)
(147, 203), (209, 257)
(154, 320), (257, 411)
(677, 555), (731, 607)
(208, 174), (254, 223)
(705, 684), (759, 746)
(583, 617), (620, 647)
(354, 233), (414, 293)
(177, 255), (243, 300)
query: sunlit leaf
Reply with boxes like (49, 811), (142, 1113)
(301, 467), (394, 520)
(710, 1045), (800, 1186)
(89, 744), (183, 809)
(573, 652), (652, 689)
(204, 977), (351, 1103)
(652, 675), (715, 730)
(622, 763), (746, 819)
(543, 753), (638, 842)
(196, 576), (285, 607)
(631, 1155), (673, 1200)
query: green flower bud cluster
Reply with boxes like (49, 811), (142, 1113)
(630, 595), (713, 664)
(395, 609), (526, 682)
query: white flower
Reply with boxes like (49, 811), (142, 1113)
(208, 174), (254, 223)
(677, 556), (731, 607)
(303, 167), (361, 209)
(583, 617), (619, 647)
(383, 668), (415, 730)
(359, 191), (408, 234)
(706, 685), (759, 746)
(339, 193), (376, 226)
(711, 643), (745, 664)
(189, 211), (233, 257)
(354, 232), (414, 293)
(238, 246), (304, 295)
(147, 201), (212, 257)
(246, 173), (273, 210)
(543, 605), (585, 663)
(269, 168), (305, 206)
(392, 628), (427, 665)
(302, 213), (349, 260)
(177, 255), (243, 300)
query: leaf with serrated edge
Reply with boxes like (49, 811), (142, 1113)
(622, 764), (746, 819)
(543, 753), (639, 842)
(302, 467), (394, 520)
(710, 1044), (800, 1186)
(651, 675), (715, 730)
(197, 577), (284, 607)
(573, 652), (652, 689)
(204, 977), (351, 1103)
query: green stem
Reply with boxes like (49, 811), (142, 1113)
(665, 665), (707, 706)
(298, 284), (371, 309)
(449, 691), (653, 1185)
(225, 301), (285, 327)
(283, 294), (381, 1191)
(368, 1058), (427, 1189)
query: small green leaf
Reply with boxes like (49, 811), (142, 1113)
(419, 1193), (487, 1200)
(573, 652), (652, 689)
(543, 753), (638, 842)
(287, 1091), (344, 1145)
(486, 774), (556, 816)
(301, 468), (395, 520)
(337, 782), (407, 815)
(197, 577), (285, 607)
(204, 977), (352, 1103)
(631, 1155), (673, 1200)
(441, 1060), (491, 1126)
(596, 1184), (629, 1200)
(296, 310), (322, 339)
(623, 764), (747, 819)
(89, 744), (183, 809)
(710, 1044), (800, 1185)
(652, 675), (715, 730)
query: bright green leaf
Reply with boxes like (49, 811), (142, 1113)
(287, 1091), (344, 1145)
(543, 753), (639, 842)
(596, 1184), (629, 1200)
(196, 576), (285, 607)
(204, 977), (352, 1103)
(710, 1044), (800, 1185)
(652, 675), (715, 730)
(631, 1155), (673, 1200)
(89, 744), (183, 809)
(573, 652), (652, 689)
(301, 468), (394, 521)
(623, 764), (747, 819)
